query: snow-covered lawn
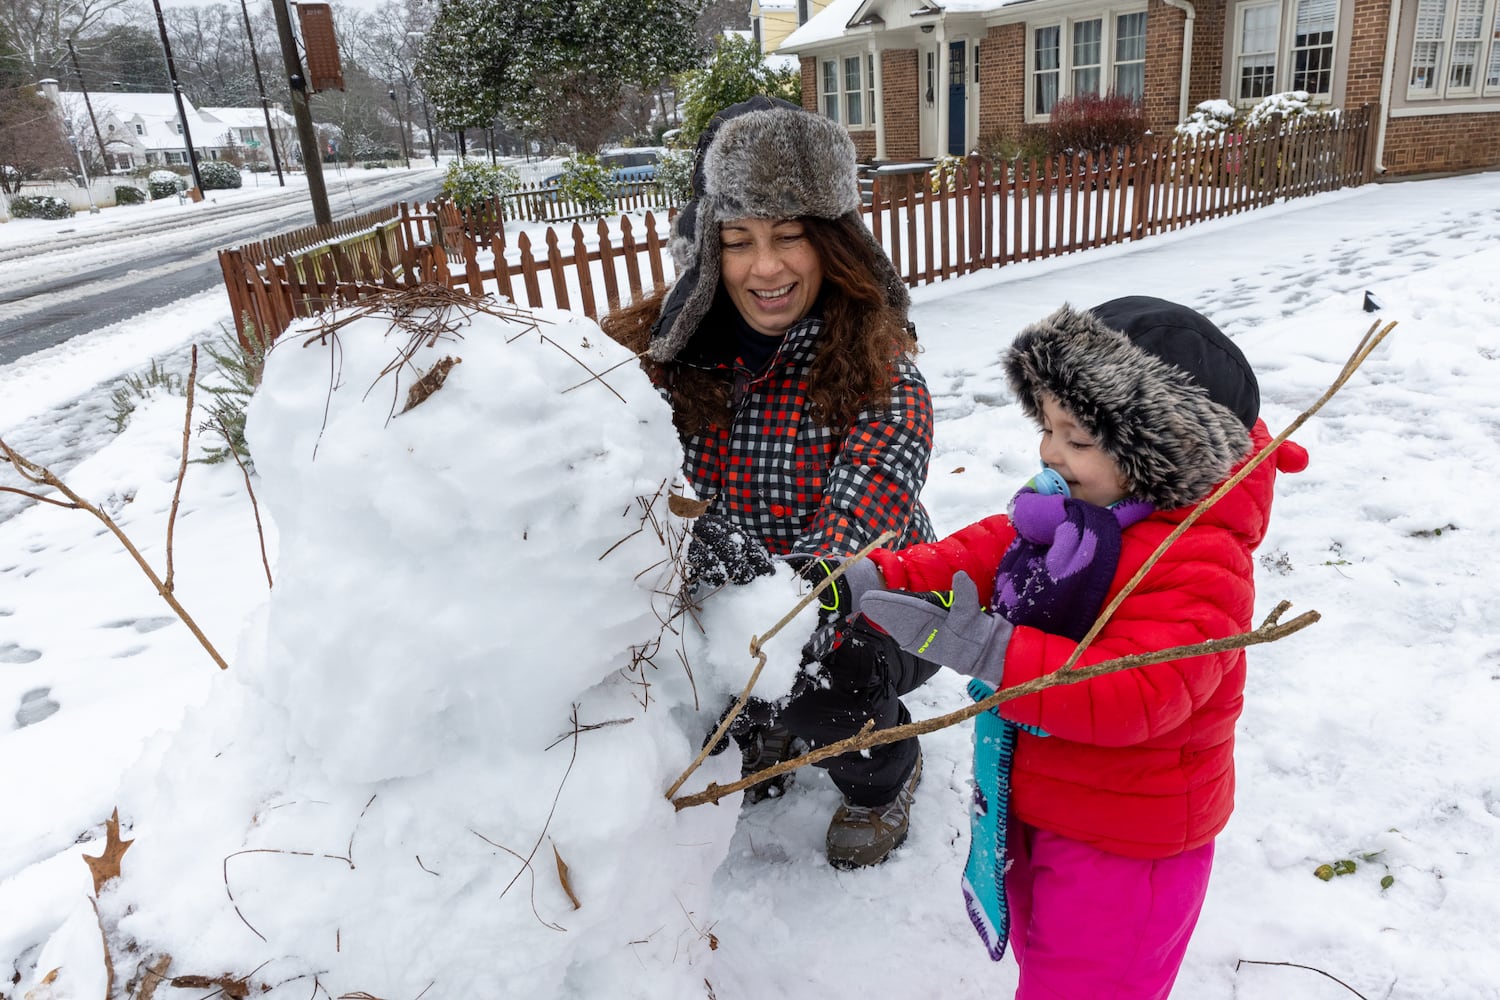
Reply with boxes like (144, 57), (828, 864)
(2, 170), (1499, 999)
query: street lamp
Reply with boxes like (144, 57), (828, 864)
(389, 88), (410, 169)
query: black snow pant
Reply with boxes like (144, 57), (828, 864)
(778, 617), (942, 807)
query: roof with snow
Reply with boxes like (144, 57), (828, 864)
(200, 107), (295, 129)
(781, 0), (1016, 50)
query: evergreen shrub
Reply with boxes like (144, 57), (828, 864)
(440, 159), (520, 210)
(148, 170), (184, 199)
(199, 160), (243, 190)
(114, 185), (147, 205)
(9, 195), (73, 220)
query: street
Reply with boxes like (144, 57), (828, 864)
(0, 170), (443, 365)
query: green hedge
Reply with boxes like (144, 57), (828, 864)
(115, 185), (146, 205)
(10, 195), (73, 219)
(199, 160), (243, 190)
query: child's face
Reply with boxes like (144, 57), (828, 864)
(1037, 394), (1131, 507)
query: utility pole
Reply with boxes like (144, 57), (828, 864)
(270, 0), (330, 224)
(149, 0), (204, 193)
(237, 0), (285, 186)
(65, 39), (109, 174)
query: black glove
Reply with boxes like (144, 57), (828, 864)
(789, 555), (886, 668)
(685, 513), (775, 589)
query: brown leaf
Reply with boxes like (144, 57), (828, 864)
(950, 466), (966, 474)
(668, 494), (712, 519)
(82, 808), (133, 895)
(399, 356), (462, 415)
(553, 844), (581, 910)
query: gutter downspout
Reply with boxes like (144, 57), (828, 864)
(1374, 0), (1401, 174)
(1162, 0), (1196, 122)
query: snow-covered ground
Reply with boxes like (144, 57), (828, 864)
(2, 170), (1499, 999)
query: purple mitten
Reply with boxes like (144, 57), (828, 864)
(1008, 489), (1069, 544)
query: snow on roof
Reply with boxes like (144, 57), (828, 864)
(200, 107), (295, 128)
(781, 0), (866, 49)
(757, 0), (798, 10)
(87, 91), (197, 120)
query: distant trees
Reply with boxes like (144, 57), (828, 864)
(417, 0), (706, 154)
(676, 34), (801, 146)
(1, 30), (72, 192)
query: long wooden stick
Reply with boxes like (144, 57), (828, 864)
(672, 601), (1317, 809)
(0, 437), (229, 671)
(1061, 318), (1395, 671)
(164, 346), (198, 594)
(663, 530), (895, 800)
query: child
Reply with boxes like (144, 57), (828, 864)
(854, 296), (1308, 999)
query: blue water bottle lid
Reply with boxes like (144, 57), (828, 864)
(1029, 466), (1070, 497)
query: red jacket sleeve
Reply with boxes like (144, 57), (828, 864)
(868, 512), (1017, 606)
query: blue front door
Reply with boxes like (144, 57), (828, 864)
(947, 41), (966, 156)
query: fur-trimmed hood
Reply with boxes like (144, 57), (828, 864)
(1004, 298), (1258, 510)
(647, 98), (907, 363)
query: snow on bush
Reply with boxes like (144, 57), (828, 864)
(198, 160), (243, 190)
(440, 158), (521, 209)
(64, 296), (818, 997)
(8, 195), (72, 220)
(1245, 90), (1322, 129)
(1176, 99), (1238, 139)
(147, 170), (183, 200)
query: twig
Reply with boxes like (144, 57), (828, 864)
(1061, 318), (1396, 672)
(0, 436), (229, 670)
(1235, 959), (1372, 999)
(672, 601), (1317, 809)
(493, 704), (583, 911)
(213, 414), (273, 589)
(164, 345), (199, 593)
(664, 530), (895, 801)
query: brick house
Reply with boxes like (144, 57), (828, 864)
(779, 0), (1500, 176)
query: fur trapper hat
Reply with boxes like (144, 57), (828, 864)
(648, 98), (908, 362)
(1004, 296), (1259, 510)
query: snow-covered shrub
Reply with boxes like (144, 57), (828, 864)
(8, 194), (72, 219)
(198, 160), (243, 190)
(147, 170), (184, 200)
(929, 154), (967, 193)
(1245, 90), (1323, 129)
(114, 185), (146, 205)
(556, 154), (612, 217)
(655, 146), (694, 202)
(1176, 99), (1238, 139)
(439, 158), (520, 209)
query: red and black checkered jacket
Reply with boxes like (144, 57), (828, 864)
(665, 315), (935, 558)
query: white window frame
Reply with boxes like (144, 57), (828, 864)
(1407, 0), (1500, 98)
(819, 52), (876, 129)
(1229, 0), (1344, 106)
(1114, 11), (1148, 100)
(1024, 7), (1148, 122)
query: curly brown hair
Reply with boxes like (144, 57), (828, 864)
(600, 214), (916, 437)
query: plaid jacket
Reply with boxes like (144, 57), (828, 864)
(668, 315), (936, 558)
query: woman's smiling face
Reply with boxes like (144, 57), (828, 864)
(718, 217), (825, 337)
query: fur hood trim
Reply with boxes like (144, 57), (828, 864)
(1004, 302), (1254, 510)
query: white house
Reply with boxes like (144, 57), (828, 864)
(198, 106), (296, 170)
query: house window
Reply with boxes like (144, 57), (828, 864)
(821, 54), (873, 127)
(134, 123), (144, 136)
(1409, 0), (1497, 97)
(1291, 0), (1336, 94)
(1237, 2), (1281, 100)
(174, 122), (183, 135)
(1073, 18), (1103, 96)
(822, 59), (839, 119)
(1028, 9), (1147, 119)
(239, 128), (256, 142)
(1487, 5), (1500, 88)
(1115, 12), (1147, 100)
(1033, 25), (1061, 115)
(797, 0), (808, 23)
(844, 55), (864, 124)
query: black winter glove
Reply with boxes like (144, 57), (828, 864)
(788, 555), (886, 667)
(685, 513), (775, 589)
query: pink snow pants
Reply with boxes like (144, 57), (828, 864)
(1005, 820), (1214, 1000)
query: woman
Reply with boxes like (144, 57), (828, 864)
(602, 97), (939, 868)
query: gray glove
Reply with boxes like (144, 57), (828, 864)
(858, 571), (1012, 688)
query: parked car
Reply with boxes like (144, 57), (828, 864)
(542, 147), (664, 187)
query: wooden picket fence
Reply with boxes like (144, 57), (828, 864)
(218, 104), (1377, 346)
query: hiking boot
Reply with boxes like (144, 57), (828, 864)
(739, 722), (804, 805)
(825, 750), (923, 869)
